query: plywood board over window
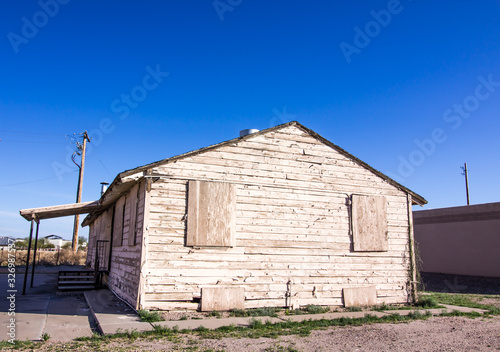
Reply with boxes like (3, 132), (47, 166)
(352, 194), (388, 251)
(187, 180), (236, 247)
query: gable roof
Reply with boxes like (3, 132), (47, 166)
(82, 121), (426, 226)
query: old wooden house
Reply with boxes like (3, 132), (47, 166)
(82, 121), (426, 311)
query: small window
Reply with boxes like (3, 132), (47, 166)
(351, 194), (388, 252)
(186, 180), (236, 247)
(112, 196), (126, 247)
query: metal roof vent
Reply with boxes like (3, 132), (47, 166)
(239, 129), (259, 137)
(100, 182), (109, 197)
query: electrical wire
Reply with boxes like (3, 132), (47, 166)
(0, 130), (68, 144)
(0, 140), (68, 144)
(0, 170), (78, 187)
(0, 130), (65, 137)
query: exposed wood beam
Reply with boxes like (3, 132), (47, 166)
(19, 201), (100, 221)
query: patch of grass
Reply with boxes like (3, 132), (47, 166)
(229, 308), (247, 317)
(439, 310), (483, 319)
(415, 296), (439, 309)
(229, 307), (279, 318)
(345, 306), (362, 312)
(179, 315), (188, 320)
(373, 303), (392, 311)
(137, 309), (165, 323)
(424, 292), (500, 315)
(285, 304), (330, 315)
(303, 304), (330, 314)
(0, 340), (38, 350)
(207, 310), (222, 318)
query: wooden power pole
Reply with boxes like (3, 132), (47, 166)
(72, 131), (90, 253)
(461, 163), (470, 206)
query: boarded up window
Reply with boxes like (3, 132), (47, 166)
(352, 195), (388, 251)
(187, 180), (236, 247)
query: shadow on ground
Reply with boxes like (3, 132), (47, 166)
(420, 272), (500, 295)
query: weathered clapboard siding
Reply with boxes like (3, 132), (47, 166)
(140, 125), (414, 310)
(86, 181), (146, 308)
(107, 181), (146, 307)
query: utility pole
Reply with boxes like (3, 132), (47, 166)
(461, 163), (470, 205)
(72, 131), (90, 253)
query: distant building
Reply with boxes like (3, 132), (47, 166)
(414, 202), (500, 278)
(44, 235), (71, 249)
(0, 236), (14, 247)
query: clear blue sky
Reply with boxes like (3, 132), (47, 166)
(1, 0), (499, 240)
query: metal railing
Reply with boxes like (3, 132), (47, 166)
(94, 240), (109, 288)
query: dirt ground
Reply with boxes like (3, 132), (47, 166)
(31, 315), (500, 351)
(4, 267), (498, 351)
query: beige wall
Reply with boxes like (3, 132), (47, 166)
(413, 202), (500, 278)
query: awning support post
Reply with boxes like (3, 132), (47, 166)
(22, 218), (35, 295)
(30, 219), (40, 288)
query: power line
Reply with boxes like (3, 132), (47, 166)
(0, 130), (65, 137)
(0, 130), (69, 144)
(0, 170), (78, 187)
(0, 140), (68, 144)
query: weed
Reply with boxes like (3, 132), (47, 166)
(229, 307), (279, 318)
(194, 326), (209, 332)
(374, 303), (392, 311)
(249, 318), (265, 329)
(284, 305), (330, 315)
(0, 340), (38, 349)
(345, 306), (362, 312)
(439, 310), (482, 319)
(207, 310), (221, 318)
(415, 296), (439, 309)
(42, 332), (50, 341)
(303, 304), (329, 314)
(180, 315), (188, 320)
(229, 308), (246, 317)
(138, 309), (165, 322)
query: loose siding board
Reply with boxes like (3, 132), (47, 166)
(133, 125), (413, 310)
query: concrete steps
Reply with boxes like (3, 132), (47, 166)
(58, 270), (96, 291)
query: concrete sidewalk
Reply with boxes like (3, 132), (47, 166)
(84, 289), (154, 335)
(0, 272), (93, 342)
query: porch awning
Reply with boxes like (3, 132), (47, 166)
(19, 200), (100, 221)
